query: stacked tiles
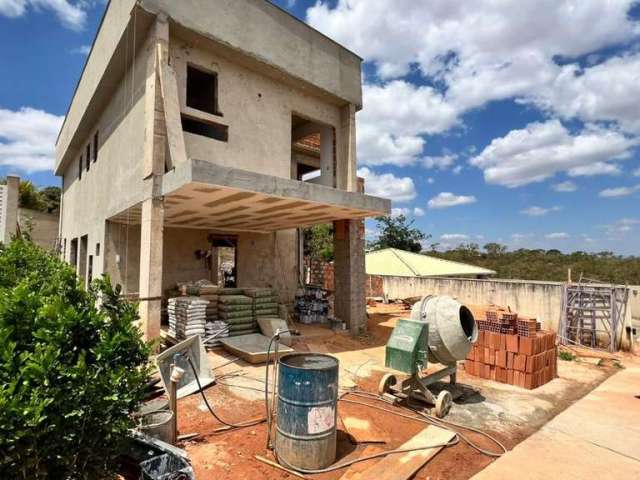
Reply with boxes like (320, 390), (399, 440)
(167, 297), (209, 340)
(205, 320), (230, 346)
(465, 329), (558, 390)
(244, 288), (279, 321)
(218, 294), (258, 337)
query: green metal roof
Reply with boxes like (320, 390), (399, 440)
(365, 248), (496, 278)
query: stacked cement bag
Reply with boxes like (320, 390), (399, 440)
(245, 288), (279, 321)
(218, 294), (258, 337)
(205, 320), (230, 347)
(167, 297), (208, 339)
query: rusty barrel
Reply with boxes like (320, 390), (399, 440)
(275, 353), (339, 470)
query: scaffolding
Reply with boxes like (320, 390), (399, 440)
(560, 277), (629, 352)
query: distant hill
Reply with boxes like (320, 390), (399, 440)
(429, 244), (640, 285)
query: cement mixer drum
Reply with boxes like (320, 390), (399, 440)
(410, 295), (478, 365)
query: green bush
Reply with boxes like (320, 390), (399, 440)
(0, 239), (151, 479)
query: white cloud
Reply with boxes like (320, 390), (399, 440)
(357, 167), (416, 203)
(520, 206), (562, 217)
(634, 168), (640, 177)
(391, 207), (409, 217)
(470, 120), (638, 187)
(552, 181), (578, 192)
(357, 81), (458, 166)
(426, 177), (435, 185)
(70, 44), (91, 55)
(452, 165), (463, 175)
(545, 232), (570, 239)
(598, 184), (640, 198)
(308, 0), (640, 137)
(0, 0), (87, 30)
(601, 218), (639, 236)
(0, 107), (64, 173)
(441, 233), (469, 241)
(427, 192), (477, 209)
(413, 207), (425, 217)
(422, 154), (457, 170)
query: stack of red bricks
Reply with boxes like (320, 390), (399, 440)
(464, 305), (558, 389)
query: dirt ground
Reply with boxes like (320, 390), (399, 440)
(167, 304), (618, 480)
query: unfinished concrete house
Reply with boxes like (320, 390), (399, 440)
(55, 0), (390, 339)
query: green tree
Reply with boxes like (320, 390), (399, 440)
(369, 214), (429, 253)
(39, 186), (62, 213)
(304, 223), (334, 262)
(0, 239), (151, 479)
(484, 242), (507, 256)
(18, 180), (45, 210)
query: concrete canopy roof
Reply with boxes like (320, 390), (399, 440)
(109, 159), (390, 233)
(366, 248), (496, 278)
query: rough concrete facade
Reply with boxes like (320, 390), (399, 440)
(1, 176), (19, 244)
(333, 219), (366, 334)
(18, 209), (59, 250)
(56, 0), (389, 338)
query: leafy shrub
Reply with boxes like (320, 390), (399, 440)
(558, 350), (575, 361)
(0, 239), (151, 479)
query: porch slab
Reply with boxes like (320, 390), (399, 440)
(109, 159), (389, 232)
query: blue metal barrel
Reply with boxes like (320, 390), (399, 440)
(275, 353), (339, 470)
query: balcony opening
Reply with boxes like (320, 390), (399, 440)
(291, 114), (335, 187)
(186, 65), (221, 116)
(182, 115), (228, 142)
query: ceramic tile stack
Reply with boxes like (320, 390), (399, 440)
(167, 297), (208, 340)
(465, 304), (558, 389)
(294, 285), (329, 324)
(244, 288), (279, 322)
(218, 289), (257, 337)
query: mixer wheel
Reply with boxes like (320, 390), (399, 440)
(378, 373), (398, 395)
(434, 390), (452, 418)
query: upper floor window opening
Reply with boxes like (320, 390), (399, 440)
(186, 65), (221, 116)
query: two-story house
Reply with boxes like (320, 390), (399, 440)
(55, 0), (390, 339)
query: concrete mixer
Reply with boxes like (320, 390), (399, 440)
(379, 295), (478, 417)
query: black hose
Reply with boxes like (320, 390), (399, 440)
(186, 356), (265, 429)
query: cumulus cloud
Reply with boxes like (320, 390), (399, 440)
(521, 206), (562, 217)
(357, 167), (416, 203)
(470, 120), (638, 187)
(441, 233), (469, 241)
(308, 1), (640, 170)
(0, 107), (64, 173)
(70, 44), (91, 55)
(427, 192), (477, 209)
(552, 181), (578, 192)
(601, 218), (640, 236)
(357, 81), (458, 166)
(634, 168), (640, 177)
(545, 232), (570, 239)
(0, 0), (88, 30)
(598, 184), (640, 198)
(413, 207), (425, 217)
(422, 154), (457, 170)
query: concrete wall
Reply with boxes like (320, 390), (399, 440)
(171, 36), (345, 182)
(59, 31), (152, 281)
(104, 221), (141, 295)
(381, 276), (566, 331)
(18, 208), (60, 250)
(0, 185), (7, 243)
(630, 286), (640, 320)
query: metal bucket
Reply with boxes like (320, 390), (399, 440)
(138, 410), (175, 445)
(275, 353), (339, 470)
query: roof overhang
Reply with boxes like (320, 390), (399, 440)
(109, 159), (390, 233)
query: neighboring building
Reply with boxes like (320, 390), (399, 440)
(366, 248), (496, 278)
(0, 175), (60, 249)
(55, 0), (390, 339)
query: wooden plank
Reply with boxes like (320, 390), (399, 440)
(341, 415), (388, 444)
(339, 445), (384, 480)
(357, 426), (455, 480)
(158, 45), (188, 170)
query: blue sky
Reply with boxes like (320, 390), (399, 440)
(1, 0), (639, 255)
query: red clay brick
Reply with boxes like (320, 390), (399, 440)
(524, 373), (535, 390)
(506, 334), (519, 353)
(490, 332), (502, 350)
(500, 334), (507, 351)
(507, 369), (514, 385)
(525, 355), (535, 373)
(477, 330), (485, 346)
(507, 352), (514, 370)
(519, 336), (535, 356)
(495, 349), (507, 368)
(514, 354), (527, 372)
(490, 366), (497, 381)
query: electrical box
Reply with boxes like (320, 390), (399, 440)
(385, 319), (428, 375)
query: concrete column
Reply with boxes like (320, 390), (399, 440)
(333, 219), (366, 334)
(339, 104), (357, 192)
(319, 125), (335, 187)
(4, 175), (19, 243)
(138, 197), (164, 340)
